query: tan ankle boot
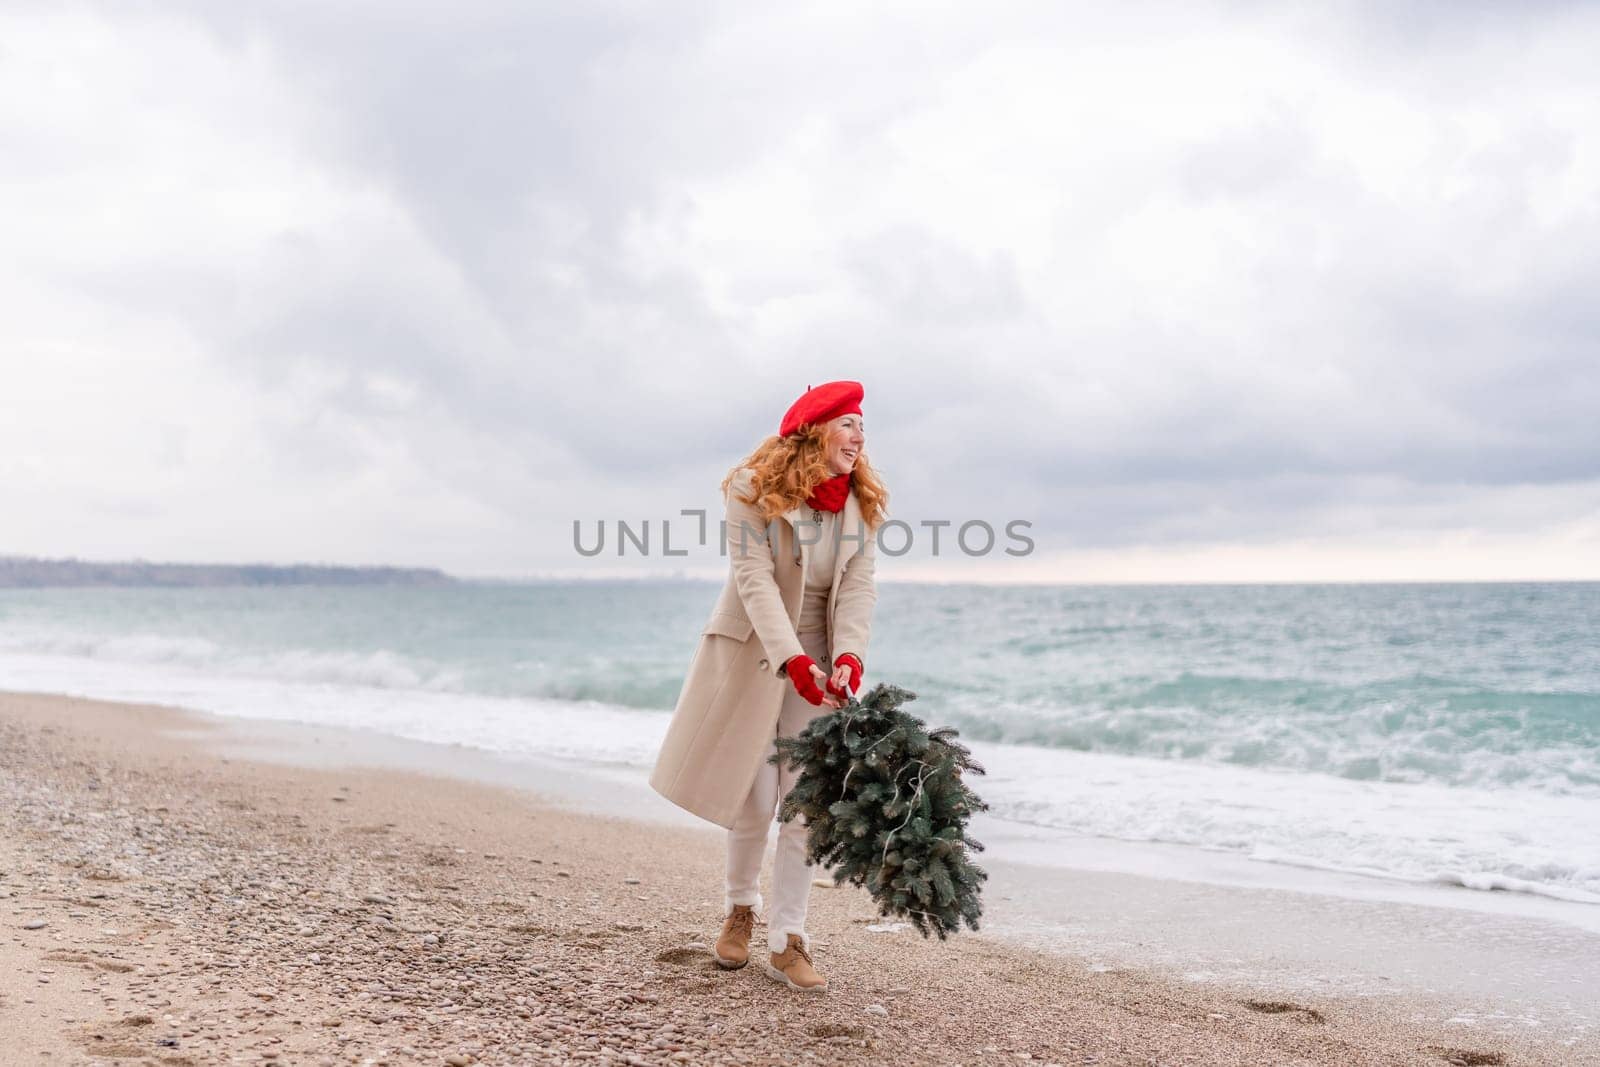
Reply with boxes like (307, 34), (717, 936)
(764, 933), (827, 992)
(714, 905), (756, 969)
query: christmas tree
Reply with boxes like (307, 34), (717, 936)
(772, 682), (989, 939)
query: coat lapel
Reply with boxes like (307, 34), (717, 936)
(781, 502), (808, 572)
(835, 488), (860, 587)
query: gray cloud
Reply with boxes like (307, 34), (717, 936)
(2, 1), (1598, 577)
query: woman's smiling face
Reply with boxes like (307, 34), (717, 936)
(823, 414), (865, 476)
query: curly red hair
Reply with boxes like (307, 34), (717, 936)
(721, 423), (888, 530)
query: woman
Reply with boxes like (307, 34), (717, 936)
(649, 380), (886, 993)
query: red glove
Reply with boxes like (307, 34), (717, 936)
(827, 653), (863, 699)
(783, 654), (827, 706)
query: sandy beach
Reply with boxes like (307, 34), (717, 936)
(0, 689), (1589, 1067)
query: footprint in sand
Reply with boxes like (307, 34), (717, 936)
(1424, 1047), (1509, 1066)
(1243, 998), (1327, 1025)
(42, 949), (136, 973)
(71, 1014), (156, 1059)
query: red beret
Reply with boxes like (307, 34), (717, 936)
(779, 380), (864, 437)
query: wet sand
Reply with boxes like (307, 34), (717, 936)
(0, 690), (1586, 1066)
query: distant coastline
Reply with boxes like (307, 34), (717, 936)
(0, 554), (457, 588)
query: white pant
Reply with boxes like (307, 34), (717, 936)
(725, 629), (832, 954)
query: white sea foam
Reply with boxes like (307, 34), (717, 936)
(0, 651), (661, 768)
(971, 739), (1600, 903)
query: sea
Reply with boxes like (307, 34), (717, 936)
(2, 580), (1597, 907)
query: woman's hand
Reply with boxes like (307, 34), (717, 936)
(785, 655), (844, 708)
(826, 653), (862, 700)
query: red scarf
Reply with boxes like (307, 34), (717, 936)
(806, 472), (851, 513)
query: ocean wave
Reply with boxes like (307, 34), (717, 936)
(3, 580), (1598, 908)
(4, 646), (1598, 906)
(970, 739), (1600, 903)
(1430, 870), (1600, 905)
(0, 628), (465, 693)
(933, 679), (1600, 798)
(1244, 847), (1600, 906)
(5, 624), (1598, 804)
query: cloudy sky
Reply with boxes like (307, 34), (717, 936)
(3, 1), (1598, 582)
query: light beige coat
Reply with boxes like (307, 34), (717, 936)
(649, 466), (879, 828)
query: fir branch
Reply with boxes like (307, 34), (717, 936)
(772, 682), (990, 939)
